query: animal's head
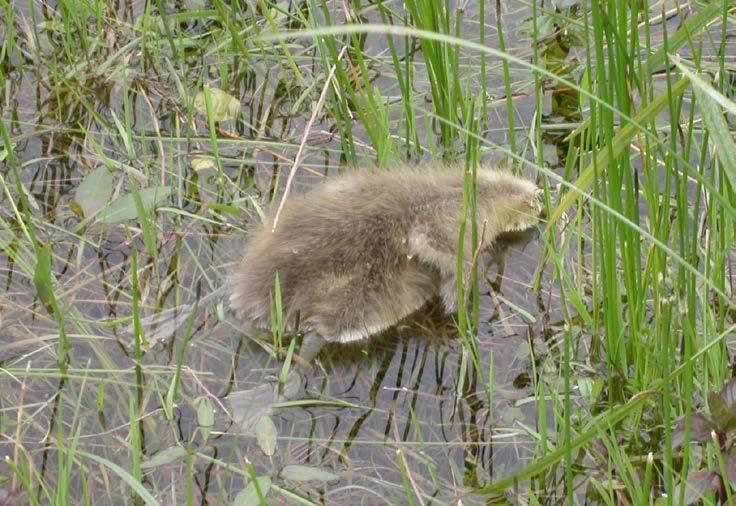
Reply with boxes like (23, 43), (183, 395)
(476, 171), (545, 234)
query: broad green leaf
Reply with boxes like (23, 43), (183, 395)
(193, 86), (241, 122)
(98, 186), (172, 224)
(280, 465), (338, 482)
(33, 244), (54, 312)
(193, 396), (214, 441)
(233, 476), (271, 505)
(74, 166), (114, 219)
(140, 445), (188, 469)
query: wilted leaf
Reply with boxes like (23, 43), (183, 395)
(725, 451), (736, 489)
(255, 415), (277, 456)
(719, 378), (736, 410)
(672, 471), (721, 505)
(193, 396), (214, 441)
(709, 390), (736, 432)
(671, 412), (718, 449)
(233, 476), (271, 505)
(98, 186), (172, 224)
(193, 86), (241, 122)
(73, 167), (114, 219)
(280, 465), (338, 482)
(140, 445), (188, 469)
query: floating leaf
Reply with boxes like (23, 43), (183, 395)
(280, 465), (338, 482)
(193, 86), (241, 122)
(140, 445), (188, 469)
(98, 186), (172, 224)
(193, 396), (214, 441)
(255, 415), (277, 456)
(73, 167), (114, 219)
(233, 476), (271, 505)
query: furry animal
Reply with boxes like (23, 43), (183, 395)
(229, 168), (544, 361)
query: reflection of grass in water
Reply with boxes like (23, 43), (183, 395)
(0, 0), (735, 503)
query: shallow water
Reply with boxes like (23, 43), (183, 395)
(1, 0), (732, 503)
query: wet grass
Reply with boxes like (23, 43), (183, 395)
(1, 0), (735, 503)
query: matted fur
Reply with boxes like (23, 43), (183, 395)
(229, 168), (543, 344)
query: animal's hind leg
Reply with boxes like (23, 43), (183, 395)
(298, 331), (326, 363)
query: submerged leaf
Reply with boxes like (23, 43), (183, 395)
(141, 445), (188, 469)
(98, 186), (172, 224)
(280, 465), (338, 482)
(255, 415), (277, 456)
(233, 476), (271, 505)
(193, 86), (241, 122)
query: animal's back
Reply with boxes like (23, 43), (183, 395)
(230, 171), (457, 341)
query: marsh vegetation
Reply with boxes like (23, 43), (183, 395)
(0, 0), (734, 503)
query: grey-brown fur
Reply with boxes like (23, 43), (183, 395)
(230, 168), (543, 357)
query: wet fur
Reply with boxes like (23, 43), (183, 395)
(230, 168), (543, 344)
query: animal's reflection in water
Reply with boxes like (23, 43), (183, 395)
(229, 204), (541, 427)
